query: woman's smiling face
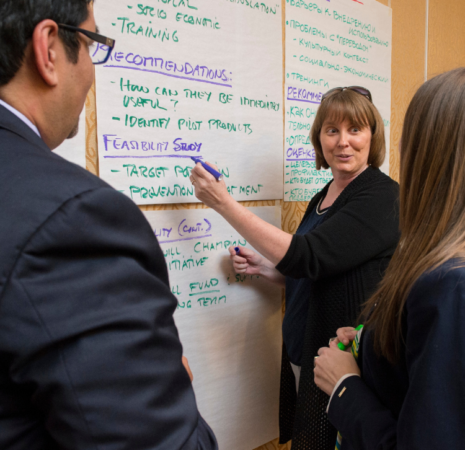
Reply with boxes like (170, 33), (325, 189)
(320, 118), (372, 180)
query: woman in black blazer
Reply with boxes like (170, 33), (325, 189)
(315, 67), (465, 449)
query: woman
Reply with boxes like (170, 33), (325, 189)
(314, 68), (465, 449)
(191, 87), (399, 449)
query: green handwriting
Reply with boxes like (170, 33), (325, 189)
(117, 17), (178, 42)
(227, 184), (263, 195)
(168, 256), (209, 271)
(189, 278), (219, 291)
(175, 12), (220, 29)
(184, 89), (212, 101)
(241, 96), (280, 112)
(177, 300), (192, 309)
(123, 164), (169, 178)
(123, 96), (168, 110)
(137, 0), (198, 11)
(197, 295), (226, 307)
(287, 72), (329, 88)
(129, 184), (194, 199)
(125, 115), (170, 129)
(194, 238), (247, 253)
(223, 0), (278, 15)
(208, 119), (253, 134)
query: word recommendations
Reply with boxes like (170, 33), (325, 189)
(143, 206), (282, 450)
(284, 0), (392, 201)
(95, 0), (283, 204)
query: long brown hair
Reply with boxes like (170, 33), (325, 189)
(311, 89), (385, 170)
(362, 68), (465, 364)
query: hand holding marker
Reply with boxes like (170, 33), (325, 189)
(191, 157), (223, 181)
(337, 324), (364, 351)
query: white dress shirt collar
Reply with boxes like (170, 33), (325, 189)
(0, 98), (41, 137)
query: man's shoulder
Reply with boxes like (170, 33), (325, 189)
(0, 129), (125, 286)
(0, 127), (107, 204)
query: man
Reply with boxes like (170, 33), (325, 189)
(0, 1), (217, 449)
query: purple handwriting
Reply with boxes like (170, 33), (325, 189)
(178, 218), (212, 237)
(103, 134), (170, 152)
(173, 138), (202, 153)
(154, 227), (173, 239)
(99, 46), (232, 88)
(158, 234), (213, 244)
(286, 147), (316, 161)
(104, 155), (194, 159)
(287, 86), (323, 105)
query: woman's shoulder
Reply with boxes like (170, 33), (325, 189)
(408, 259), (465, 310)
(336, 168), (399, 213)
(357, 167), (399, 191)
(414, 259), (465, 286)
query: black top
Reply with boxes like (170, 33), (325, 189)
(276, 167), (400, 450)
(284, 202), (328, 365)
(328, 260), (465, 449)
(0, 104), (217, 450)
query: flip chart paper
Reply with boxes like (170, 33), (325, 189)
(284, 0), (392, 201)
(53, 110), (86, 168)
(94, 1), (284, 205)
(143, 206), (282, 450)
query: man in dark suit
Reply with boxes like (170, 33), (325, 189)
(0, 1), (217, 449)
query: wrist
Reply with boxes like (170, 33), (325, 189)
(214, 192), (238, 216)
(261, 258), (277, 276)
(326, 373), (360, 413)
(261, 261), (285, 285)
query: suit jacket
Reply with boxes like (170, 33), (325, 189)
(0, 104), (217, 450)
(328, 260), (465, 449)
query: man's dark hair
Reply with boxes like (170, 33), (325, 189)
(0, 0), (93, 86)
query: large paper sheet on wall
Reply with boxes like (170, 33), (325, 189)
(94, 1), (284, 205)
(53, 110), (86, 168)
(143, 206), (282, 450)
(284, 0), (392, 201)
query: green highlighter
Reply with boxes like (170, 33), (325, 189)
(337, 324), (364, 351)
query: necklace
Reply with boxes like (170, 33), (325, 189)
(316, 197), (328, 216)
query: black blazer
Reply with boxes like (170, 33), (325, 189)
(328, 260), (465, 449)
(0, 105), (217, 450)
(276, 167), (400, 449)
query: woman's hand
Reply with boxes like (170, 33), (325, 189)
(190, 162), (293, 265)
(314, 341), (360, 396)
(190, 161), (231, 210)
(228, 246), (286, 286)
(228, 246), (264, 276)
(334, 326), (359, 348)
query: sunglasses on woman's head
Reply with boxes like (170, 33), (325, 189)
(321, 86), (372, 103)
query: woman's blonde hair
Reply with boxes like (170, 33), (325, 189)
(363, 67), (465, 363)
(310, 89), (386, 170)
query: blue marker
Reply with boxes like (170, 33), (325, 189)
(191, 157), (223, 181)
(234, 247), (240, 255)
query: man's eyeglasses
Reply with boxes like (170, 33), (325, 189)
(58, 24), (115, 65)
(321, 86), (372, 103)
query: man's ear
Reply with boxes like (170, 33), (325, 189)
(31, 20), (61, 87)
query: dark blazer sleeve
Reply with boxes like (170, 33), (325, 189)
(3, 187), (217, 450)
(276, 179), (399, 280)
(327, 266), (465, 450)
